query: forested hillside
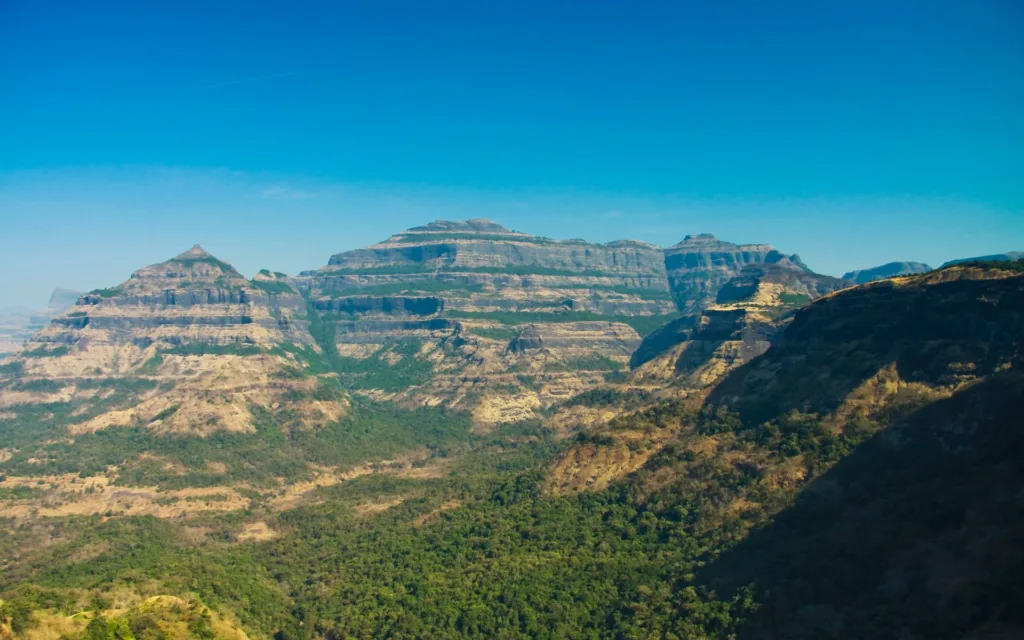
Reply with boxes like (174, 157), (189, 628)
(1, 232), (1021, 639)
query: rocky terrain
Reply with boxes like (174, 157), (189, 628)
(1, 229), (1021, 640)
(843, 260), (932, 283)
(295, 219), (841, 424)
(0, 246), (346, 438)
(545, 261), (1024, 495)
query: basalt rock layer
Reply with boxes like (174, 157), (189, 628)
(296, 220), (840, 423)
(0, 246), (346, 437)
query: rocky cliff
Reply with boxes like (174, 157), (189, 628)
(1, 222), (849, 431)
(295, 220), (840, 424)
(630, 263), (849, 385)
(842, 261), (932, 283)
(663, 233), (813, 313)
(0, 246), (346, 438)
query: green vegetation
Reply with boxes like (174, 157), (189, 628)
(321, 280), (483, 297)
(9, 379), (66, 393)
(21, 345), (71, 358)
(445, 310), (681, 337)
(250, 279), (295, 294)
(777, 292), (812, 306)
(953, 257), (1024, 272)
(390, 232), (593, 245)
(327, 264), (633, 278)
(171, 255), (238, 273)
(1, 252), (1019, 640)
(258, 268), (290, 279)
(563, 387), (652, 409)
(557, 282), (674, 300)
(332, 341), (436, 392)
(561, 353), (623, 371)
(159, 343), (263, 357)
(0, 485), (44, 500)
(468, 325), (519, 341)
(88, 286), (124, 298)
(0, 360), (25, 377)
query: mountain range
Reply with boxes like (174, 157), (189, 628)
(1, 220), (1022, 639)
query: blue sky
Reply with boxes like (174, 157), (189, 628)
(1, 0), (1022, 308)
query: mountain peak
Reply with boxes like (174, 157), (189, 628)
(174, 244), (213, 260)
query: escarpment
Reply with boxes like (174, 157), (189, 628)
(0, 245), (347, 437)
(2, 221), (851, 430)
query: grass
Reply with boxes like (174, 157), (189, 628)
(469, 326), (519, 341)
(325, 264), (637, 278)
(171, 255), (239, 273)
(250, 279), (295, 294)
(87, 286), (124, 298)
(320, 281), (484, 297)
(445, 310), (681, 338)
(777, 292), (812, 307)
(21, 345), (71, 358)
(561, 354), (624, 372)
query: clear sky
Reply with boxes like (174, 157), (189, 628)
(1, 0), (1022, 308)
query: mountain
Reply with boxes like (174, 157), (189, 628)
(295, 220), (834, 426)
(0, 288), (81, 358)
(629, 262), (849, 381)
(544, 261), (1024, 637)
(842, 260), (932, 283)
(1, 245), (345, 439)
(941, 250), (1024, 268)
(5, 225), (1020, 639)
(663, 233), (812, 313)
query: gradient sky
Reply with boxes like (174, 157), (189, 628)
(1, 0), (1022, 308)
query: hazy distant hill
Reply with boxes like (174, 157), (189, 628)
(842, 260), (932, 283)
(941, 250), (1024, 268)
(0, 288), (80, 357)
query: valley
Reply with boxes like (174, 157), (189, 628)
(1, 221), (1022, 639)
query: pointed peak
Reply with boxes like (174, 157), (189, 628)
(175, 244), (212, 260)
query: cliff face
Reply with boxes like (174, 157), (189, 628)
(295, 221), (841, 424)
(843, 261), (932, 284)
(630, 264), (849, 386)
(663, 233), (814, 313)
(1, 222), (849, 431)
(0, 246), (346, 437)
(301, 220), (673, 424)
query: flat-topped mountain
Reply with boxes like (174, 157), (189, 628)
(295, 220), (842, 423)
(1, 221), (848, 430)
(843, 260), (932, 283)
